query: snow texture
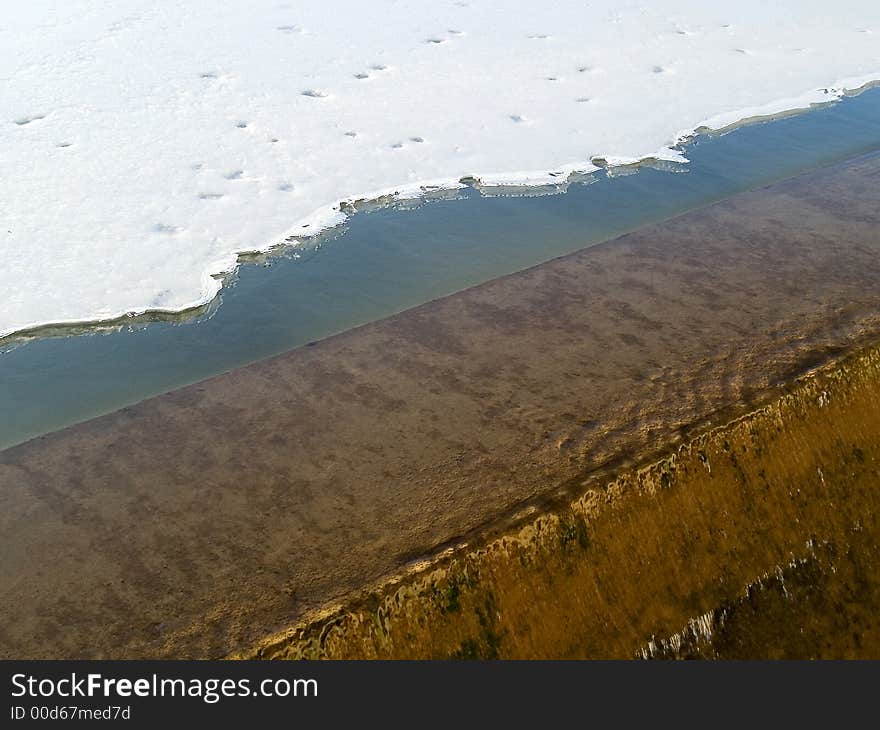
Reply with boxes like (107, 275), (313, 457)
(2, 1), (879, 338)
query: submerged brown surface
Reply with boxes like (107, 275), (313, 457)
(246, 345), (880, 659)
(2, 152), (880, 659)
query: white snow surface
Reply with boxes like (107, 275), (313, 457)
(2, 1), (879, 338)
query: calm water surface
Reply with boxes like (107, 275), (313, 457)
(2, 89), (880, 449)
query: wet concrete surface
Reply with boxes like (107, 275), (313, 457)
(2, 152), (880, 658)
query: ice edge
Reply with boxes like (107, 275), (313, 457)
(2, 73), (879, 343)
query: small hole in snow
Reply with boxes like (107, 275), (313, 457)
(13, 114), (46, 126)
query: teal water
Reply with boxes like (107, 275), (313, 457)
(2, 89), (880, 450)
